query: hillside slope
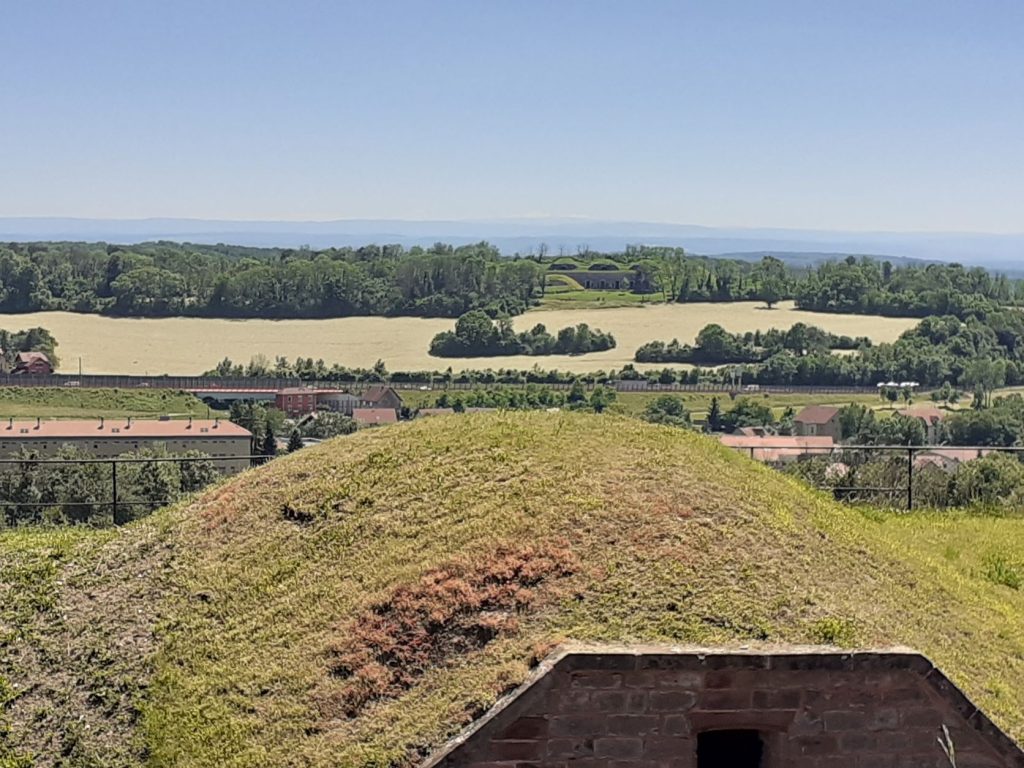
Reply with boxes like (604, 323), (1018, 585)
(2, 412), (1023, 767)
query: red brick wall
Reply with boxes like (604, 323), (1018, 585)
(429, 651), (1024, 768)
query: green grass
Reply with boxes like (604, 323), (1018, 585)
(537, 289), (665, 309)
(0, 518), (175, 766)
(0, 387), (224, 419)
(607, 390), (886, 419)
(543, 274), (585, 292)
(2, 413), (1023, 766)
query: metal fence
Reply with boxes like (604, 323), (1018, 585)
(0, 372), (880, 396)
(0, 454), (263, 526)
(729, 443), (1018, 510)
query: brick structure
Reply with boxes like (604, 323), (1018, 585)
(425, 646), (1024, 768)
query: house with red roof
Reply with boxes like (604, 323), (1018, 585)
(351, 408), (399, 427)
(719, 434), (835, 464)
(793, 405), (842, 441)
(12, 351), (53, 375)
(897, 405), (948, 443)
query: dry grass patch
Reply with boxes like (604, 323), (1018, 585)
(322, 541), (577, 718)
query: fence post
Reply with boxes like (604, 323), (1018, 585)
(111, 460), (120, 525)
(906, 447), (915, 511)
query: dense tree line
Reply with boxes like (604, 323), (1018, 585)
(4, 241), (1018, 322)
(793, 256), (1018, 318)
(0, 241), (542, 319)
(943, 395), (1024, 447)
(203, 354), (630, 385)
(429, 311), (615, 358)
(427, 382), (617, 413)
(0, 446), (217, 527)
(635, 323), (869, 364)
(705, 309), (1024, 391)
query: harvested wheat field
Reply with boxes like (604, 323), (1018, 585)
(0, 302), (918, 375)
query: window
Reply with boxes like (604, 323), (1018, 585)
(697, 730), (763, 768)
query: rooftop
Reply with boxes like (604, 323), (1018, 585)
(897, 405), (950, 423)
(719, 434), (835, 461)
(351, 407), (399, 425)
(793, 404), (841, 424)
(0, 418), (251, 439)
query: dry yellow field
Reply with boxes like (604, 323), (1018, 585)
(0, 301), (918, 375)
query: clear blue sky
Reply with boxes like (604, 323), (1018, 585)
(2, 1), (1022, 231)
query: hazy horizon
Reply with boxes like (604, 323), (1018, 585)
(3, 215), (1023, 268)
(3, 2), (1023, 232)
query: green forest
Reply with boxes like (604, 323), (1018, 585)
(1, 241), (1019, 320)
(635, 310), (1024, 393)
(635, 323), (868, 364)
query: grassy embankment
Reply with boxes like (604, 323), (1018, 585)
(537, 288), (666, 309)
(0, 388), (224, 420)
(1, 412), (1022, 767)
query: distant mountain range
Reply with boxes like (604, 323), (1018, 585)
(1, 217), (1021, 272)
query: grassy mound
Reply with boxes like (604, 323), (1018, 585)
(544, 273), (585, 293)
(0, 387), (219, 419)
(2, 412), (1023, 767)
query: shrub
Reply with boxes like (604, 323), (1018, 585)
(808, 617), (857, 646)
(950, 453), (1024, 508)
(982, 553), (1022, 590)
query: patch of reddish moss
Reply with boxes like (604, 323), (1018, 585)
(324, 541), (577, 715)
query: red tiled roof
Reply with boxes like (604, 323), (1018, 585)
(0, 418), (251, 439)
(191, 388), (278, 394)
(363, 385), (399, 403)
(915, 448), (992, 465)
(719, 434), (834, 462)
(277, 387), (345, 396)
(896, 406), (948, 424)
(351, 408), (398, 426)
(794, 405), (841, 424)
(15, 351), (50, 364)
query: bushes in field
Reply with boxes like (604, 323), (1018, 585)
(429, 310), (615, 358)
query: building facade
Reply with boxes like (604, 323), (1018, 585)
(275, 386), (401, 418)
(12, 352), (53, 375)
(793, 406), (843, 441)
(0, 418), (253, 473)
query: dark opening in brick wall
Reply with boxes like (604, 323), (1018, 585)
(698, 729), (763, 768)
(425, 647), (1024, 768)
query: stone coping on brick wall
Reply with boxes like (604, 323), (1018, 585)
(421, 643), (1024, 768)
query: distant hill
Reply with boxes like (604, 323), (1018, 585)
(1, 217), (1022, 271)
(2, 412), (1023, 766)
(706, 250), (940, 269)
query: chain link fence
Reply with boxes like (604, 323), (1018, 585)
(729, 443), (1021, 510)
(0, 454), (263, 527)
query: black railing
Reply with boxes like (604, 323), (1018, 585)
(0, 454), (263, 526)
(725, 443), (1015, 511)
